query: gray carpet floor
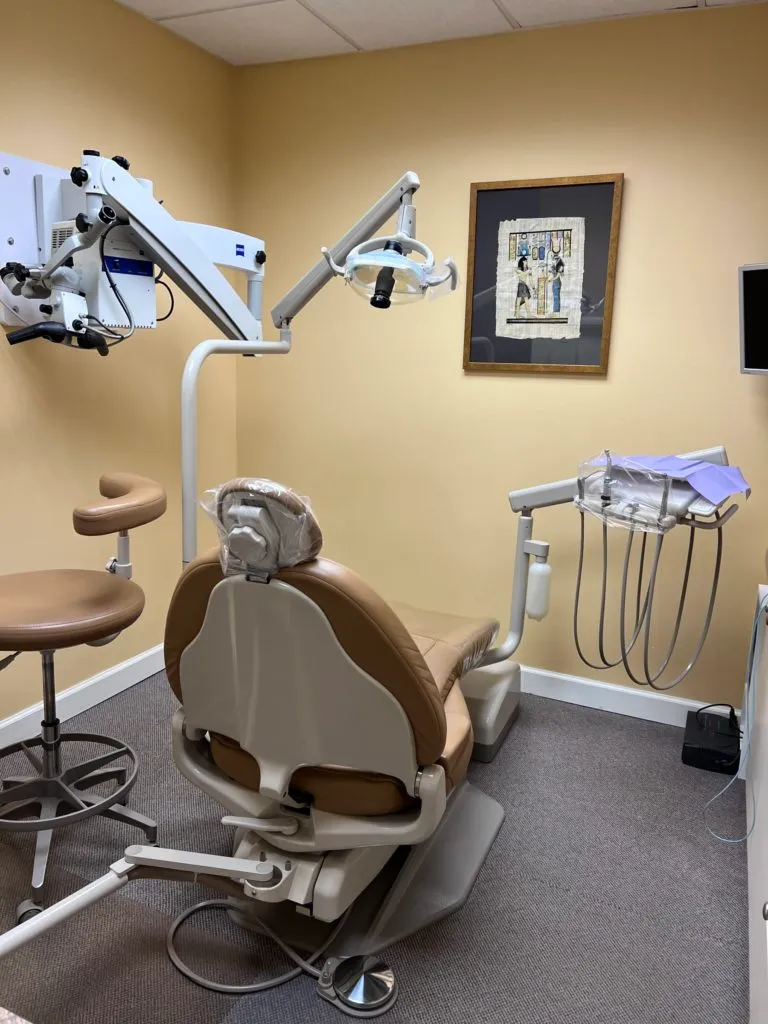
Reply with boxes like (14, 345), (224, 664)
(0, 674), (749, 1024)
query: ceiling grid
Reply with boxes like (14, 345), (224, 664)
(115, 0), (760, 65)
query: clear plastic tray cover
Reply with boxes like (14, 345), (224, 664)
(575, 453), (687, 534)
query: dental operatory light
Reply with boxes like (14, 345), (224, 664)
(320, 185), (458, 309)
(322, 237), (458, 309)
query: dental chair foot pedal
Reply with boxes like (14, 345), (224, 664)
(318, 956), (398, 1018)
(460, 661), (522, 763)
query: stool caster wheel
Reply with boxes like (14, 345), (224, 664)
(16, 899), (43, 925)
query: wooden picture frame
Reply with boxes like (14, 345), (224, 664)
(463, 174), (623, 376)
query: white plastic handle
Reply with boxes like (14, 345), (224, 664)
(222, 814), (300, 836)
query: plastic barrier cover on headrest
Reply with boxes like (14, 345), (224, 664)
(201, 478), (322, 577)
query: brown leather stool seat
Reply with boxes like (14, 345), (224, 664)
(0, 569), (145, 652)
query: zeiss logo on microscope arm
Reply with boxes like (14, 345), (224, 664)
(235, 243), (246, 258)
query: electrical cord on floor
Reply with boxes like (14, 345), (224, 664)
(166, 898), (352, 995)
(703, 592), (768, 844)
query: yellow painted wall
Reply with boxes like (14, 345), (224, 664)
(0, 0), (236, 716)
(1, 2), (765, 719)
(234, 3), (768, 706)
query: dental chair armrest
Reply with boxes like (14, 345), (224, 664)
(73, 473), (167, 536)
(171, 711), (447, 852)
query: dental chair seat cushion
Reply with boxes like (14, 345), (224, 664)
(164, 549), (477, 816)
(391, 603), (499, 697)
(0, 570), (145, 651)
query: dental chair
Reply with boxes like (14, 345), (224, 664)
(0, 473), (166, 922)
(159, 478), (506, 1010)
(0, 478), (508, 1017)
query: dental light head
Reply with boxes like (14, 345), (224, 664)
(318, 176), (458, 311)
(323, 236), (458, 309)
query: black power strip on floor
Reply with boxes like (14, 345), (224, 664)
(681, 708), (740, 776)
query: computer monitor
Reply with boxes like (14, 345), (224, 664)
(739, 264), (768, 374)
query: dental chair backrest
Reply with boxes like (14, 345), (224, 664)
(165, 479), (447, 805)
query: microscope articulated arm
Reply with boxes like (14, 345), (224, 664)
(91, 157), (263, 341)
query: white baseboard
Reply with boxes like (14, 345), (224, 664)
(0, 644), (164, 747)
(0, 647), (735, 755)
(520, 664), (736, 729)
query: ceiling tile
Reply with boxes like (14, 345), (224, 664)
(116, 0), (276, 19)
(500, 0), (696, 28)
(304, 0), (513, 50)
(159, 0), (356, 64)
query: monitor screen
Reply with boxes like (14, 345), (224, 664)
(741, 265), (768, 373)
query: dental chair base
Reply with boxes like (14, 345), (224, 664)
(0, 779), (503, 1016)
(172, 708), (504, 939)
(215, 778), (504, 960)
(461, 661), (521, 763)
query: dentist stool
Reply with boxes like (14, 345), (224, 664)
(0, 473), (166, 922)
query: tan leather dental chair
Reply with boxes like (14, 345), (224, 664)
(162, 479), (506, 990)
(0, 473), (166, 922)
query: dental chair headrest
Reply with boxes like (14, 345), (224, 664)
(201, 478), (323, 578)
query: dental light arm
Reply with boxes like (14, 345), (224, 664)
(272, 170), (458, 325)
(177, 168), (458, 564)
(1, 149), (459, 566)
(271, 172), (419, 328)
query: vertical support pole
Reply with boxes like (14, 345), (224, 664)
(480, 512), (535, 666)
(40, 651), (61, 778)
(180, 338), (292, 568)
(114, 531), (132, 579)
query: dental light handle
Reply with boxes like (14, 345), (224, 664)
(371, 240), (402, 310)
(526, 559), (552, 621)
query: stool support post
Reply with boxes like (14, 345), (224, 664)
(40, 651), (61, 778)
